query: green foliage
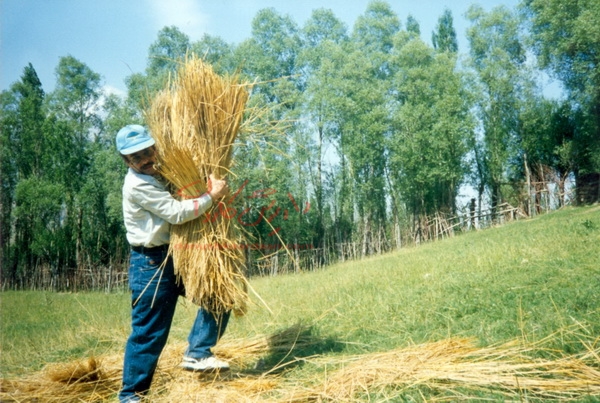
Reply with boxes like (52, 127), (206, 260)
(191, 34), (237, 75)
(48, 55), (102, 135)
(3, 0), (599, 289)
(78, 147), (128, 264)
(432, 9), (458, 53)
(466, 5), (531, 210)
(14, 177), (65, 258)
(389, 38), (473, 216)
(126, 26), (193, 111)
(10, 64), (47, 178)
(353, 0), (400, 53)
(405, 15), (420, 37)
(523, 0), (600, 200)
(147, 26), (190, 78)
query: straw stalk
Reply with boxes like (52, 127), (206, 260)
(147, 55), (250, 315)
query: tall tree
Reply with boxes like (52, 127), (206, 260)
(337, 0), (400, 253)
(191, 34), (236, 75)
(47, 56), (103, 268)
(49, 56), (102, 139)
(432, 9), (458, 53)
(1, 64), (77, 285)
(147, 26), (191, 78)
(518, 96), (574, 210)
(127, 26), (192, 111)
(299, 8), (349, 250)
(406, 15), (421, 37)
(10, 64), (46, 179)
(466, 5), (527, 214)
(1, 65), (48, 283)
(523, 0), (600, 203)
(389, 37), (473, 218)
(231, 8), (309, 259)
(0, 90), (16, 275)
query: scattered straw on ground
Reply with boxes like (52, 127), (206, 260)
(2, 329), (599, 402)
(286, 337), (600, 402)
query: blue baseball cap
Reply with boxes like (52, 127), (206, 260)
(116, 124), (155, 155)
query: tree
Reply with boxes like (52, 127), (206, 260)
(299, 8), (349, 251)
(523, 0), (600, 203)
(406, 15), (421, 37)
(1, 64), (50, 284)
(147, 26), (191, 78)
(46, 56), (104, 268)
(432, 9), (458, 53)
(0, 90), (18, 280)
(127, 26), (192, 111)
(10, 64), (47, 179)
(13, 177), (66, 288)
(49, 56), (102, 138)
(519, 97), (574, 210)
(237, 8), (302, 100)
(231, 8), (310, 267)
(333, 0), (400, 253)
(191, 34), (237, 75)
(466, 5), (527, 214)
(389, 37), (473, 219)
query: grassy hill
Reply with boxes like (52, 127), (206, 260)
(2, 205), (599, 401)
(234, 205), (600, 350)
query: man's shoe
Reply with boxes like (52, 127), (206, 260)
(180, 356), (230, 372)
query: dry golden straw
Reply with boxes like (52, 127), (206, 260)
(146, 55), (250, 315)
(2, 332), (599, 402)
(288, 337), (600, 402)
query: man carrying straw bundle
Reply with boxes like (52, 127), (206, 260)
(116, 124), (231, 403)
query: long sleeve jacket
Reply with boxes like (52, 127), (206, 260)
(122, 168), (212, 247)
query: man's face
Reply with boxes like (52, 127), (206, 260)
(126, 146), (157, 176)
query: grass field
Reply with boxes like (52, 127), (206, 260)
(1, 205), (599, 401)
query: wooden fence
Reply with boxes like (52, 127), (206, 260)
(0, 183), (577, 291)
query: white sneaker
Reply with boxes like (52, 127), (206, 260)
(180, 356), (230, 372)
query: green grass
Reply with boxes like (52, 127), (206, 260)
(1, 206), (599, 400)
(1, 291), (127, 376)
(231, 206), (600, 353)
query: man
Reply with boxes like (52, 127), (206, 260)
(116, 124), (231, 402)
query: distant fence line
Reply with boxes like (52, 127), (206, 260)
(0, 184), (576, 291)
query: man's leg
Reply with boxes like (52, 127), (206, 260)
(119, 251), (179, 402)
(180, 308), (230, 370)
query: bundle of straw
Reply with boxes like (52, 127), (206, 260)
(147, 55), (249, 315)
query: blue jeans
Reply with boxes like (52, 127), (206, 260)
(119, 248), (230, 402)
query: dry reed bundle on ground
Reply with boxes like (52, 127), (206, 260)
(0, 328), (307, 403)
(0, 356), (123, 402)
(147, 55), (250, 315)
(2, 333), (598, 402)
(288, 337), (600, 402)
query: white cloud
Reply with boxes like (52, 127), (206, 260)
(148, 0), (210, 40)
(103, 85), (126, 98)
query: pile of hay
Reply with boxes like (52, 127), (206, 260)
(2, 331), (599, 402)
(146, 55), (250, 315)
(0, 355), (123, 402)
(289, 337), (600, 402)
(0, 327), (309, 402)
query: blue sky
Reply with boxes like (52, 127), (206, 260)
(1, 0), (520, 95)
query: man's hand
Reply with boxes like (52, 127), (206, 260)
(207, 174), (229, 200)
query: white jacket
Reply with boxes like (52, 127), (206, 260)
(122, 168), (212, 247)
